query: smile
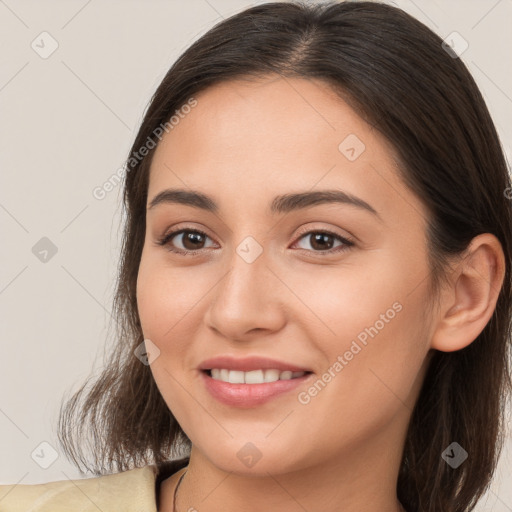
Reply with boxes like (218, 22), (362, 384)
(200, 369), (313, 407)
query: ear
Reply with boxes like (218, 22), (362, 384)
(430, 233), (506, 352)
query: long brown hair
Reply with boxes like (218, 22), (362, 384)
(57, 2), (512, 510)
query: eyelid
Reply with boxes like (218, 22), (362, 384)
(159, 222), (217, 242)
(291, 224), (355, 246)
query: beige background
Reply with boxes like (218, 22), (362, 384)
(0, 0), (511, 510)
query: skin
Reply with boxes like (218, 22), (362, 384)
(136, 75), (506, 512)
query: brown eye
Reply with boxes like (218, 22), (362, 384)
(178, 231), (208, 250)
(309, 232), (336, 250)
(157, 228), (216, 255)
(293, 230), (355, 254)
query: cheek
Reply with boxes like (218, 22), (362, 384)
(136, 253), (211, 340)
(136, 255), (203, 417)
(277, 251), (414, 345)
(286, 252), (430, 428)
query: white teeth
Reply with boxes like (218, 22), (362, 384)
(209, 369), (307, 384)
(228, 370), (245, 384)
(264, 369), (280, 383)
(245, 370), (264, 384)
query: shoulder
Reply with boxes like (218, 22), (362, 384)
(0, 465), (158, 512)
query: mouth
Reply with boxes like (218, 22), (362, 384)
(198, 355), (314, 407)
(199, 367), (314, 407)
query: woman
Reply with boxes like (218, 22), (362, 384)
(1, 1), (510, 511)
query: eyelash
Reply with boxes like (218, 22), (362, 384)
(156, 226), (355, 257)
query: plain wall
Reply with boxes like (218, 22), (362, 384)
(0, 0), (511, 510)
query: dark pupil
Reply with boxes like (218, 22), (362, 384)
(310, 233), (334, 250)
(183, 231), (205, 250)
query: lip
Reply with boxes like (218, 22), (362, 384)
(198, 355), (311, 372)
(200, 370), (313, 407)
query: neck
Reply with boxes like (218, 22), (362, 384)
(171, 424), (408, 512)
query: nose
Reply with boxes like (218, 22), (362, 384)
(204, 245), (287, 342)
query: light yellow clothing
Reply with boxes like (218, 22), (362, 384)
(0, 465), (159, 512)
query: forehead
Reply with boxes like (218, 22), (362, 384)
(147, 75), (427, 225)
(155, 75), (383, 163)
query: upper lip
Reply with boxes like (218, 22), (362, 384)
(199, 355), (312, 373)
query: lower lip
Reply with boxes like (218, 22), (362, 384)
(200, 370), (312, 407)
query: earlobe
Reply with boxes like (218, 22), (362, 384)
(430, 233), (506, 353)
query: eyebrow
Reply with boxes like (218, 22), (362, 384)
(147, 188), (381, 219)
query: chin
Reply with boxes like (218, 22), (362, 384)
(194, 437), (303, 476)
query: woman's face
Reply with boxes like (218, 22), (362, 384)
(137, 75), (435, 475)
